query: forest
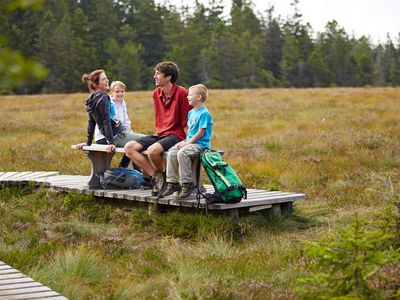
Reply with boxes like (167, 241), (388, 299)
(1, 0), (400, 94)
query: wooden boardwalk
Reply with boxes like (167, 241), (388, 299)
(0, 261), (67, 300)
(0, 171), (305, 216)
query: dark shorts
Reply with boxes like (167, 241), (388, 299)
(136, 135), (181, 151)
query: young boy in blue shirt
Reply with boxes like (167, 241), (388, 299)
(162, 84), (213, 199)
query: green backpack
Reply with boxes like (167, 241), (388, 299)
(197, 150), (247, 205)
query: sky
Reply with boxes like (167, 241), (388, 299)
(156, 0), (399, 44)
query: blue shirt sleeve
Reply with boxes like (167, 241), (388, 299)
(198, 112), (211, 129)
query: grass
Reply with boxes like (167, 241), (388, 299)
(0, 87), (399, 299)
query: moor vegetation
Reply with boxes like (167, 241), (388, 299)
(0, 88), (399, 299)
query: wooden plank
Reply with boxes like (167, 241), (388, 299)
(0, 269), (19, 275)
(28, 171), (60, 178)
(10, 172), (50, 182)
(38, 175), (88, 183)
(0, 290), (63, 299)
(48, 175), (89, 181)
(0, 172), (14, 180)
(172, 194), (302, 210)
(0, 172), (21, 181)
(10, 172), (60, 186)
(49, 181), (89, 190)
(3, 172), (34, 182)
(24, 173), (60, 186)
(0, 281), (43, 290)
(51, 184), (91, 194)
(0, 261), (67, 299)
(244, 192), (298, 201)
(0, 277), (36, 286)
(245, 192), (305, 201)
(249, 204), (273, 212)
(48, 179), (90, 187)
(47, 178), (89, 186)
(71, 144), (125, 153)
(33, 175), (70, 182)
(0, 274), (27, 280)
(34, 175), (85, 188)
(204, 194), (305, 210)
(0, 286), (51, 295)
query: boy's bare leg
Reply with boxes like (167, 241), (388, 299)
(124, 141), (155, 176)
(147, 143), (166, 173)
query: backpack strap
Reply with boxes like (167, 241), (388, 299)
(195, 150), (209, 213)
(241, 186), (247, 199)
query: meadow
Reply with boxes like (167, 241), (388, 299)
(0, 88), (399, 299)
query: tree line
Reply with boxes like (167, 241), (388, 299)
(1, 0), (400, 94)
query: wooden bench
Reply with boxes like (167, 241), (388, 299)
(71, 144), (223, 190)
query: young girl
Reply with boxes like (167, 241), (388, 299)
(76, 70), (143, 160)
(94, 81), (144, 167)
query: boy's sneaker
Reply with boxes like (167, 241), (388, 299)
(151, 172), (166, 197)
(178, 183), (195, 199)
(162, 182), (181, 197)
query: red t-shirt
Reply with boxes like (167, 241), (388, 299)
(153, 84), (191, 140)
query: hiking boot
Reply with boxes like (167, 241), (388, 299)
(178, 183), (195, 199)
(162, 182), (181, 197)
(151, 172), (166, 197)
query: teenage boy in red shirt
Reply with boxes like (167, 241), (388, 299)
(124, 61), (191, 196)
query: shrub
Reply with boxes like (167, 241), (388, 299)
(296, 214), (400, 299)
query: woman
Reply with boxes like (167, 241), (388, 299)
(76, 69), (142, 154)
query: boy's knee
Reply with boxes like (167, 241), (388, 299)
(177, 149), (188, 159)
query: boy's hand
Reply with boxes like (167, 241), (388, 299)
(176, 141), (189, 149)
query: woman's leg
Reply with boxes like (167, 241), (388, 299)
(114, 131), (145, 168)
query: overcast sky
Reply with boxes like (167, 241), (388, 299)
(156, 0), (399, 44)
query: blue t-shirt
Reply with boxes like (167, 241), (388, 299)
(186, 106), (213, 149)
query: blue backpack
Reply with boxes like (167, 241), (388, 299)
(99, 168), (142, 189)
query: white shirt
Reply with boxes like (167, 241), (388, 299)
(94, 97), (131, 141)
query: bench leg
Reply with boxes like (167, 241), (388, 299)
(280, 202), (293, 216)
(230, 208), (239, 223)
(271, 203), (281, 216)
(86, 151), (115, 189)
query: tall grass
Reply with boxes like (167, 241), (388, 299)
(1, 88), (399, 298)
